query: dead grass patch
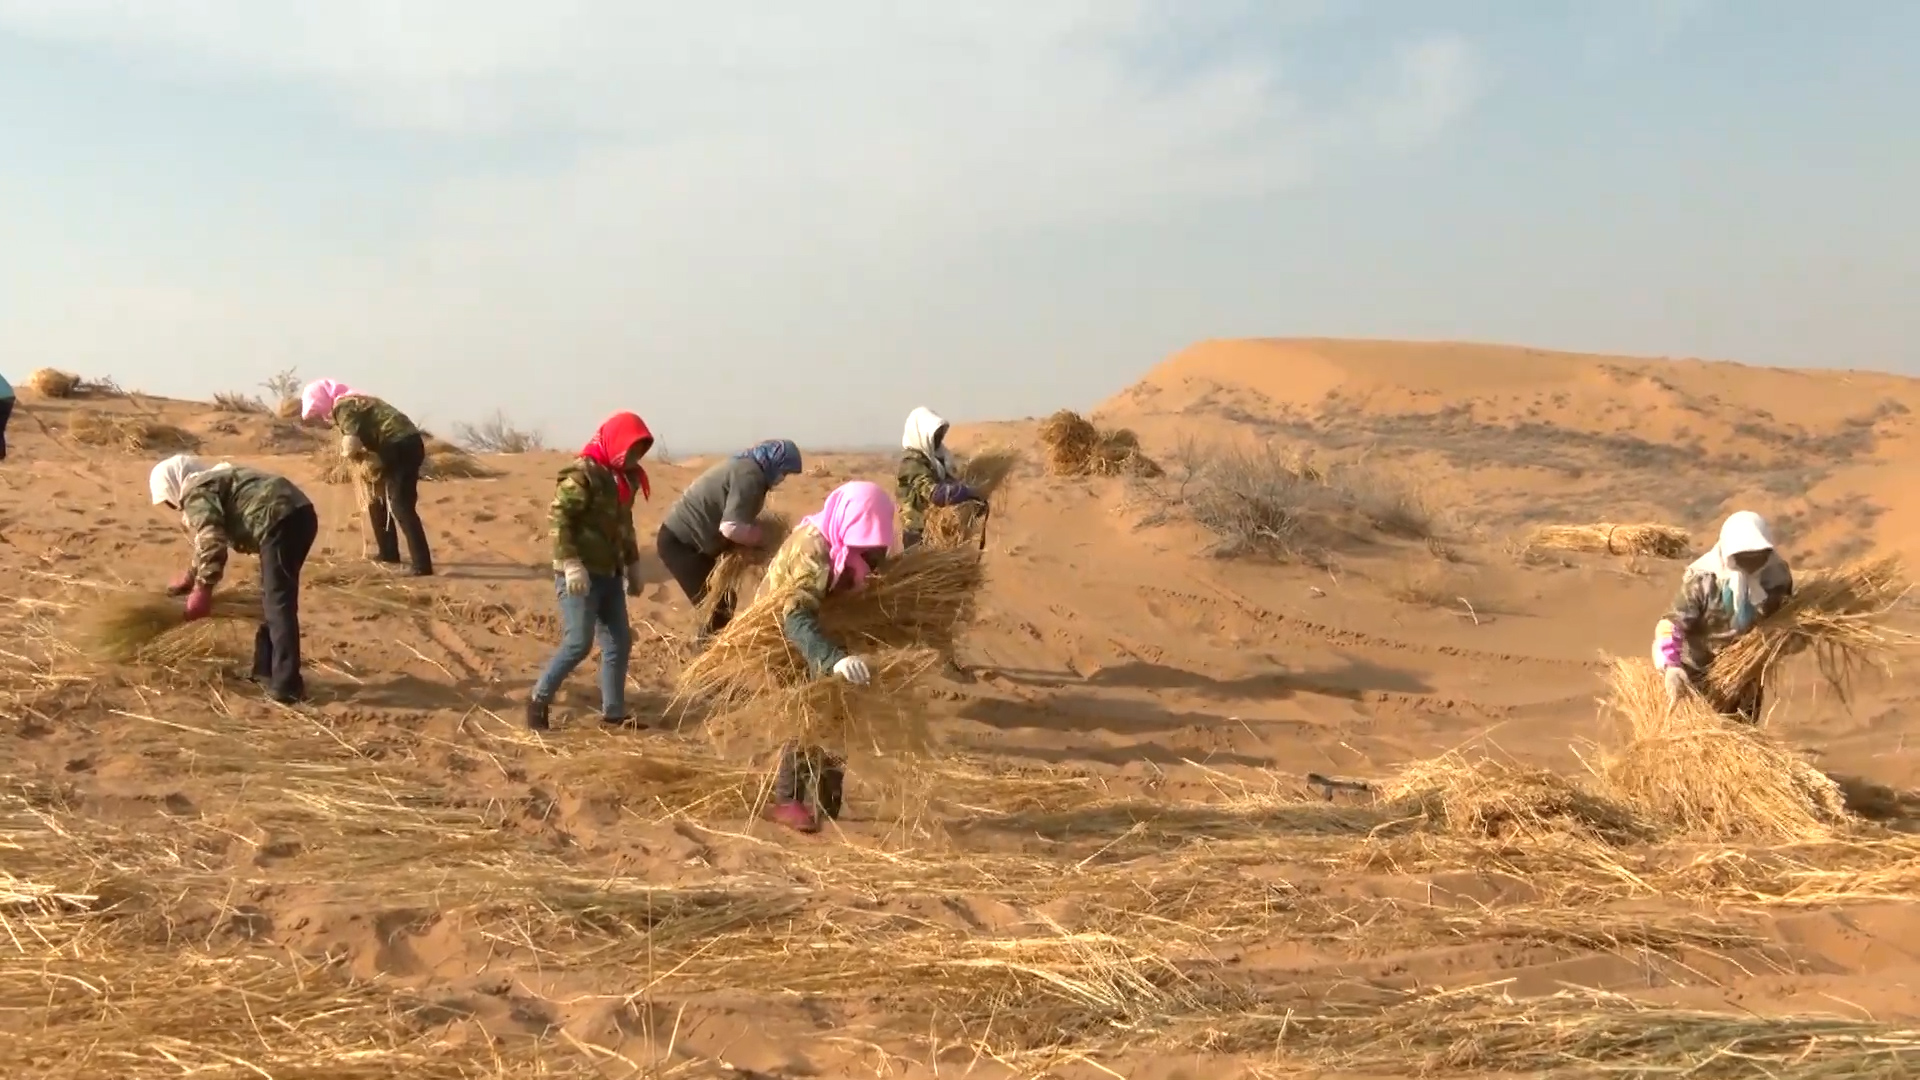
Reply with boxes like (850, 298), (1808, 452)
(450, 410), (545, 453)
(211, 391), (267, 414)
(1524, 522), (1693, 559)
(1039, 409), (1161, 478)
(64, 410), (199, 453)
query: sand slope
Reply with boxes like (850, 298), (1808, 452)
(5, 345), (1920, 1078)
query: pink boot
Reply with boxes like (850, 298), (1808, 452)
(767, 800), (819, 834)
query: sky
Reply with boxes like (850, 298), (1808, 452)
(2, 1), (1916, 452)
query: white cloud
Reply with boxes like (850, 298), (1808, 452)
(0, 3), (1487, 445)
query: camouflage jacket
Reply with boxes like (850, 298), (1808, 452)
(179, 466), (313, 588)
(331, 396), (419, 456)
(764, 524), (848, 675)
(1664, 555), (1794, 672)
(896, 450), (943, 533)
(549, 457), (640, 577)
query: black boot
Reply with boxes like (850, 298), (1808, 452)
(526, 698), (552, 731)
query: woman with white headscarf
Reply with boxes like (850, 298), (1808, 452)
(1652, 510), (1793, 724)
(895, 406), (981, 549)
(150, 454), (319, 704)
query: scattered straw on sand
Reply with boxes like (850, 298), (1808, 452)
(1039, 409), (1161, 479)
(1706, 556), (1913, 707)
(1597, 658), (1848, 843)
(64, 410), (199, 453)
(26, 367), (80, 398)
(1380, 751), (1653, 844)
(697, 511), (793, 627)
(1524, 522), (1693, 559)
(78, 591), (260, 664)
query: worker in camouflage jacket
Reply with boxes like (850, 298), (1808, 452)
(896, 406), (982, 549)
(149, 454), (319, 704)
(300, 378), (434, 576)
(527, 412), (654, 731)
(1651, 510), (1793, 724)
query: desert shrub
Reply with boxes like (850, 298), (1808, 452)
(212, 391), (268, 414)
(451, 410), (546, 454)
(260, 367), (302, 402)
(1138, 439), (1436, 559)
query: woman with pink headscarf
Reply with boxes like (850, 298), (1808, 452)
(300, 379), (435, 576)
(755, 479), (898, 833)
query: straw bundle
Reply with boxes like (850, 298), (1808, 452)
(1706, 556), (1913, 707)
(1597, 659), (1847, 843)
(1039, 409), (1161, 478)
(80, 591), (260, 664)
(677, 541), (985, 714)
(65, 410), (199, 453)
(957, 443), (1023, 498)
(920, 445), (1024, 548)
(1380, 751), (1651, 844)
(1524, 522), (1692, 559)
(275, 396), (302, 419)
(422, 435), (494, 479)
(697, 511), (792, 626)
(700, 647), (944, 762)
(27, 367), (80, 398)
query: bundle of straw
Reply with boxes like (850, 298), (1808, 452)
(422, 436), (494, 479)
(1380, 751), (1651, 844)
(64, 410), (199, 453)
(697, 511), (793, 627)
(1038, 410), (1161, 479)
(1705, 555), (1912, 706)
(700, 647), (943, 762)
(80, 590), (261, 664)
(27, 367), (80, 398)
(1597, 658), (1848, 843)
(677, 542), (985, 713)
(920, 445), (1024, 549)
(1524, 522), (1692, 559)
(275, 396), (302, 419)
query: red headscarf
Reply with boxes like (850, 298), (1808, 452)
(580, 412), (654, 504)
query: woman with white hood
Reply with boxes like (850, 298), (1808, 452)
(1652, 510), (1794, 724)
(149, 454), (319, 704)
(895, 406), (982, 549)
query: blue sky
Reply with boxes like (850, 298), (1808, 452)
(2, 2), (1915, 451)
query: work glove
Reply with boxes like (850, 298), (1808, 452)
(1663, 665), (1691, 708)
(340, 434), (365, 457)
(831, 655), (872, 686)
(183, 584), (214, 622)
(930, 482), (978, 507)
(560, 559), (590, 597)
(624, 561), (643, 597)
(165, 570), (194, 597)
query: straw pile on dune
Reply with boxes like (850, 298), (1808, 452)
(1524, 522), (1693, 559)
(27, 367), (81, 398)
(1039, 410), (1161, 479)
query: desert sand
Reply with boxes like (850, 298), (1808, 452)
(5, 338), (1920, 1078)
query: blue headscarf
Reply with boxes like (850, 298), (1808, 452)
(737, 439), (803, 487)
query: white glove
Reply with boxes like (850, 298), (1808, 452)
(832, 655), (871, 686)
(1663, 665), (1691, 707)
(624, 561), (643, 596)
(340, 434), (365, 456)
(560, 559), (590, 597)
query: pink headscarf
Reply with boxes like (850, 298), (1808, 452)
(801, 480), (897, 591)
(300, 378), (360, 422)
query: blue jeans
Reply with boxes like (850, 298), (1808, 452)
(531, 572), (632, 717)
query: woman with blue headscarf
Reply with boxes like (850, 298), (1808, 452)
(657, 439), (803, 641)
(1652, 510), (1793, 724)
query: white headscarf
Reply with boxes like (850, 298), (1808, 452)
(1686, 510), (1776, 630)
(149, 454), (232, 507)
(902, 406), (958, 482)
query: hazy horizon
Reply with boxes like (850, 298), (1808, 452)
(5, 3), (1916, 450)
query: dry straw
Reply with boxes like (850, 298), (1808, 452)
(78, 591), (260, 664)
(920, 443), (1023, 548)
(1596, 658), (1848, 843)
(1706, 555), (1913, 707)
(26, 367), (80, 398)
(1380, 751), (1653, 845)
(696, 510), (792, 627)
(1038, 409), (1161, 479)
(1524, 522), (1693, 559)
(274, 395), (302, 419)
(64, 410), (198, 453)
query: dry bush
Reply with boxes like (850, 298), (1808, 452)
(1138, 440), (1436, 559)
(211, 391), (267, 414)
(1706, 556), (1913, 707)
(1596, 659), (1848, 843)
(65, 410), (199, 453)
(450, 409), (546, 453)
(1387, 563), (1479, 612)
(27, 367), (81, 397)
(1039, 409), (1161, 478)
(259, 366), (302, 402)
(1525, 522), (1693, 560)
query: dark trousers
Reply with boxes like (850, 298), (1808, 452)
(255, 504), (317, 699)
(655, 524), (733, 637)
(0, 396), (13, 460)
(370, 433), (433, 573)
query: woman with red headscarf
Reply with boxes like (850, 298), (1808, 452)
(527, 412), (654, 731)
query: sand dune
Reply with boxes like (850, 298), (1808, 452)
(4, 341), (1920, 1078)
